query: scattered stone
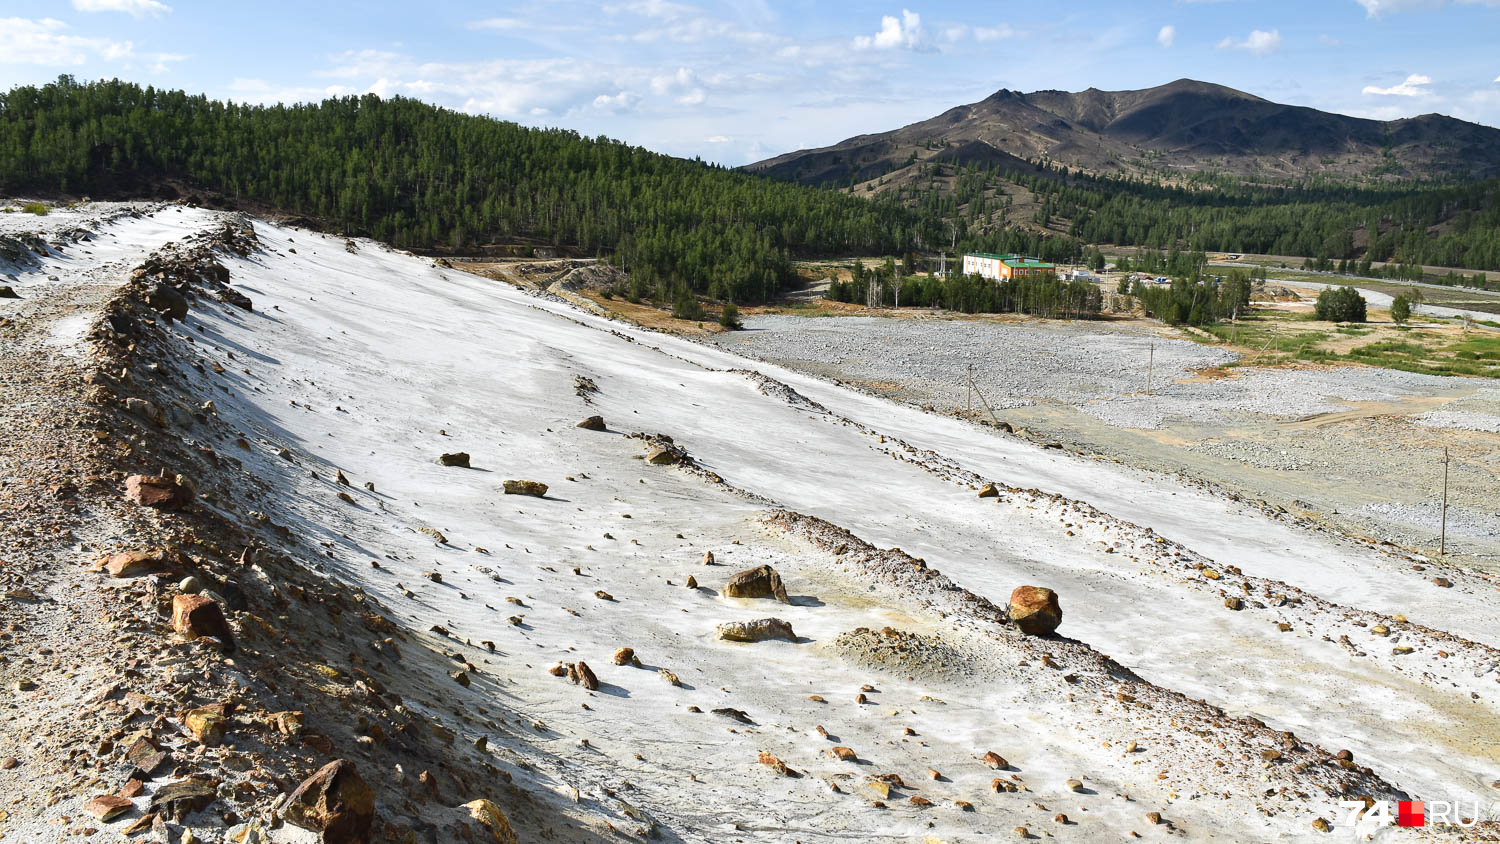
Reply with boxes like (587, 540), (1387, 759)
(910, 796), (932, 807)
(1312, 817), (1331, 832)
(279, 760), (375, 842)
(1146, 811), (1162, 825)
(184, 706), (229, 747)
(1433, 577), (1452, 588)
(685, 576), (698, 589)
(150, 776), (217, 822)
(124, 736), (169, 775)
(462, 799), (520, 844)
(613, 647), (636, 666)
(1224, 596), (1244, 611)
(594, 590), (614, 601)
(978, 483), (999, 498)
(984, 751), (1008, 770)
(758, 752), (799, 777)
(423, 571), (442, 582)
(645, 445), (680, 465)
(568, 661), (599, 691)
(437, 452), (471, 468)
(171, 594), (236, 651)
(105, 549), (169, 578)
(576, 416), (606, 431)
(717, 618), (796, 643)
(703, 551), (715, 565)
(503, 479), (548, 497)
(147, 283), (189, 322)
(831, 746), (857, 762)
(1008, 586), (1062, 635)
(124, 474), (192, 509)
(659, 669), (681, 686)
(724, 565), (790, 603)
(1066, 778), (1084, 792)
(83, 794), (133, 822)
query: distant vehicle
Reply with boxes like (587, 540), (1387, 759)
(1155, 276), (1169, 284)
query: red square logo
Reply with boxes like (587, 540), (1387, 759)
(1398, 800), (1425, 827)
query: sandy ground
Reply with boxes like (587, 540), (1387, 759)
(7, 206), (1500, 840)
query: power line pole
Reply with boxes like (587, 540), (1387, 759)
(1440, 447), (1450, 556)
(967, 364), (974, 413)
(1146, 340), (1155, 396)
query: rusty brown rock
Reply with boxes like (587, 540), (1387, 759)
(280, 759), (375, 842)
(105, 549), (169, 578)
(984, 751), (1008, 770)
(171, 594), (236, 652)
(124, 474), (192, 509)
(568, 661), (599, 691)
(1008, 585), (1062, 635)
(462, 799), (520, 844)
(724, 565), (790, 603)
(83, 794), (133, 821)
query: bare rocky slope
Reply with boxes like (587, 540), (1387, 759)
(2, 202), (1497, 842)
(747, 78), (1500, 184)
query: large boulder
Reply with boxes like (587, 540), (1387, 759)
(437, 452), (470, 468)
(172, 594), (236, 652)
(1008, 586), (1062, 636)
(0, 285), (19, 299)
(124, 474), (192, 509)
(724, 565), (790, 603)
(280, 759), (375, 843)
(717, 618), (796, 643)
(576, 416), (606, 431)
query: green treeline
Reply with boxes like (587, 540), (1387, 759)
(1124, 271), (1253, 326)
(827, 260), (1102, 318)
(886, 156), (1500, 275)
(0, 76), (949, 303)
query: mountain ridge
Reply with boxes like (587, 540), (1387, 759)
(747, 78), (1500, 185)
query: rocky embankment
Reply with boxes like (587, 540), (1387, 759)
(0, 209), (556, 843)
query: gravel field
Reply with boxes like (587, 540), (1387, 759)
(716, 313), (1236, 412)
(708, 313), (1500, 566)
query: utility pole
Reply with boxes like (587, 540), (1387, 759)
(967, 364), (974, 413)
(1146, 340), (1155, 395)
(1440, 447), (1450, 556)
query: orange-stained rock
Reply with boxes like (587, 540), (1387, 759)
(280, 759), (374, 842)
(171, 594), (235, 651)
(1008, 586), (1061, 635)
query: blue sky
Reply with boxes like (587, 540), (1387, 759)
(3, 0), (1499, 165)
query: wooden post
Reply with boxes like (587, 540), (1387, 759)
(967, 364), (974, 413)
(1146, 340), (1155, 396)
(1440, 446), (1449, 556)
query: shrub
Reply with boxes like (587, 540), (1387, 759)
(1313, 286), (1367, 323)
(1390, 295), (1410, 324)
(21, 202), (48, 216)
(672, 288), (705, 321)
(719, 302), (741, 329)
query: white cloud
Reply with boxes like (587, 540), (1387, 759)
(974, 24), (1017, 41)
(1319, 33), (1342, 46)
(591, 91), (642, 113)
(1157, 25), (1176, 48)
(1216, 29), (1282, 55)
(1356, 0), (1500, 15)
(853, 9), (930, 51)
(71, 0), (171, 16)
(0, 17), (134, 65)
(705, 135), (730, 143)
(1362, 73), (1433, 96)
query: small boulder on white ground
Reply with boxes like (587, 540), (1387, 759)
(717, 618), (796, 642)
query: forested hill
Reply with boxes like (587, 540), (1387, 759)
(0, 77), (940, 302)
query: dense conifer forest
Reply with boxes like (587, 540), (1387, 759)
(893, 157), (1500, 275)
(0, 77), (943, 302)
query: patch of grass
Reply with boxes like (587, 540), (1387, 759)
(21, 202), (48, 216)
(1334, 326), (1372, 336)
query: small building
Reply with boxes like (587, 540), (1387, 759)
(962, 252), (1057, 281)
